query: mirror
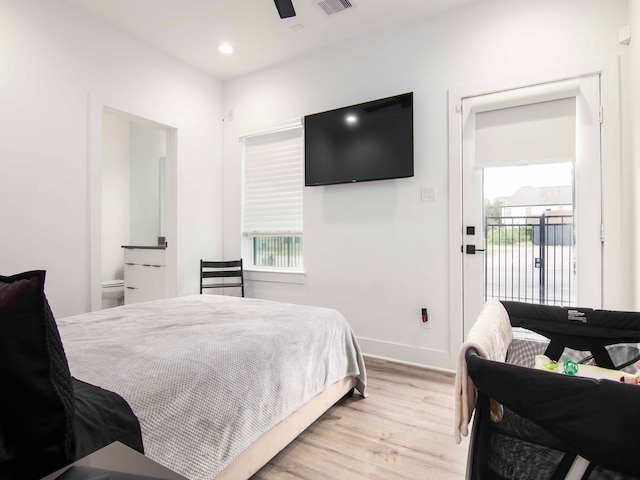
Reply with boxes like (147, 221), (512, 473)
(128, 122), (167, 245)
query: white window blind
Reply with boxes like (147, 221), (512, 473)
(242, 126), (303, 236)
(474, 96), (577, 168)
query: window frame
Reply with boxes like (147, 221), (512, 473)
(240, 119), (305, 275)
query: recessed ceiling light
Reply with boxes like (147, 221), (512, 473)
(217, 43), (235, 55)
(345, 114), (358, 125)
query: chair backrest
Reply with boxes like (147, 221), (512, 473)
(200, 259), (244, 297)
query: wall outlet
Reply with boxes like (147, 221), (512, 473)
(421, 307), (431, 328)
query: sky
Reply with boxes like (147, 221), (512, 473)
(483, 162), (573, 201)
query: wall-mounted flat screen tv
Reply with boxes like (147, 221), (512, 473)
(304, 92), (414, 187)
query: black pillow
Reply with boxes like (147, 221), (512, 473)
(0, 270), (75, 479)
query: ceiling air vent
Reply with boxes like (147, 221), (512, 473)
(315, 0), (353, 16)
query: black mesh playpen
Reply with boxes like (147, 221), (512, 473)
(464, 301), (640, 480)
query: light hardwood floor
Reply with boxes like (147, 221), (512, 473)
(252, 356), (469, 480)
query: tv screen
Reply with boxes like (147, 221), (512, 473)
(304, 92), (414, 186)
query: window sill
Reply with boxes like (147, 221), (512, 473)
(245, 268), (306, 285)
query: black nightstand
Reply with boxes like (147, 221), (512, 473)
(40, 442), (188, 480)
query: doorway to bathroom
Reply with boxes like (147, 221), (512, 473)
(88, 95), (178, 311)
(100, 111), (169, 308)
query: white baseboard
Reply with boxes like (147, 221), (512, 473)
(357, 336), (454, 372)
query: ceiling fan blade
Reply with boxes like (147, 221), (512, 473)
(274, 0), (296, 18)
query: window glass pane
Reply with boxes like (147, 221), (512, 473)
(252, 236), (303, 269)
(483, 163), (575, 306)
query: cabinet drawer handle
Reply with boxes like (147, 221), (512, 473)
(126, 286), (137, 290)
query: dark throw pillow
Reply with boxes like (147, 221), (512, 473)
(0, 270), (74, 479)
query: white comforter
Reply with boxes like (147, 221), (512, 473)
(58, 295), (367, 480)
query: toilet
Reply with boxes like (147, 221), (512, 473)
(101, 279), (124, 309)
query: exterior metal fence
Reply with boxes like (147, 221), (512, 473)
(485, 214), (575, 306)
(252, 236), (303, 269)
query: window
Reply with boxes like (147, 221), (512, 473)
(241, 122), (303, 271)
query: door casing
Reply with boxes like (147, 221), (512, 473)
(447, 58), (622, 369)
(461, 75), (602, 340)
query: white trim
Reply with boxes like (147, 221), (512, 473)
(357, 336), (451, 370)
(467, 78), (581, 114)
(242, 231), (304, 237)
(88, 94), (102, 312)
(362, 353), (455, 375)
(245, 269), (306, 285)
(240, 122), (305, 272)
(600, 55), (626, 308)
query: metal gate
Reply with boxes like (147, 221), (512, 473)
(484, 214), (575, 306)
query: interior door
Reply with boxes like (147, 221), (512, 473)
(461, 75), (602, 339)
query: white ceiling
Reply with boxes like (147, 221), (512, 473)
(61, 0), (480, 80)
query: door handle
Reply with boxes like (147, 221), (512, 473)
(465, 245), (486, 255)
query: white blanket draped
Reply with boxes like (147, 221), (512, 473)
(58, 295), (366, 480)
(454, 298), (512, 444)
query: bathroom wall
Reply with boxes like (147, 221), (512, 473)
(101, 112), (130, 282)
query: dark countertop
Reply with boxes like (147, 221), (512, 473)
(121, 245), (166, 250)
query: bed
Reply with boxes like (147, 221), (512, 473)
(0, 270), (145, 480)
(56, 294), (367, 480)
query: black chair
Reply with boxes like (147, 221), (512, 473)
(200, 259), (244, 297)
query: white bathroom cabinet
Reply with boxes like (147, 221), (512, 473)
(123, 247), (168, 304)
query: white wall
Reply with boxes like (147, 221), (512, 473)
(222, 0), (630, 369)
(0, 0), (224, 317)
(630, 0), (640, 308)
(101, 112), (130, 282)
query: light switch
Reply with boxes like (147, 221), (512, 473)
(421, 185), (437, 202)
